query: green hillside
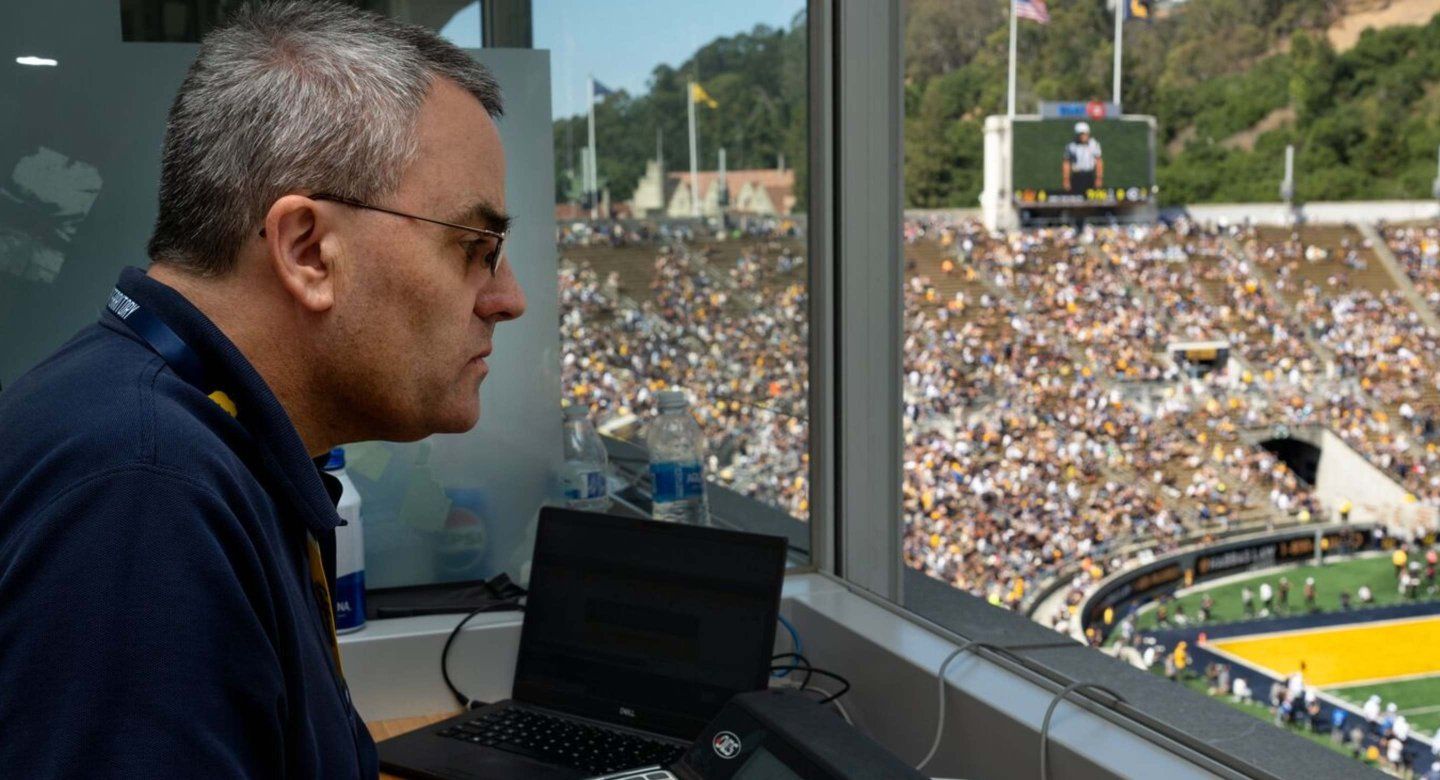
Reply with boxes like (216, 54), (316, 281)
(553, 1), (1440, 209)
(906, 0), (1440, 206)
(552, 17), (807, 205)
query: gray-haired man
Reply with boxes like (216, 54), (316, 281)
(0, 3), (524, 777)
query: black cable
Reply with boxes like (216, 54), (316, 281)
(771, 652), (815, 689)
(442, 601), (524, 709)
(768, 654), (850, 703)
(803, 669), (851, 703)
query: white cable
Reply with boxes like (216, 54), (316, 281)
(915, 639), (978, 772)
(1039, 682), (1124, 780)
(769, 677), (855, 726)
(802, 684), (855, 726)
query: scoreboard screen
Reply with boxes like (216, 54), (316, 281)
(1012, 118), (1155, 207)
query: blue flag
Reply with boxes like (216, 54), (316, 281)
(593, 80), (615, 99)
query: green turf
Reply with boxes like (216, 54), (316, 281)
(1167, 673), (1385, 769)
(1329, 675), (1440, 737)
(1132, 554), (1439, 631)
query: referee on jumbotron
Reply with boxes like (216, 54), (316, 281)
(1062, 121), (1104, 195)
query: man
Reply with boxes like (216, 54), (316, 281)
(0, 3), (524, 777)
(1062, 121), (1104, 195)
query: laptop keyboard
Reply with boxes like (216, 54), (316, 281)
(436, 707), (686, 776)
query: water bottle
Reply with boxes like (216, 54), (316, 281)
(561, 405), (611, 512)
(647, 390), (708, 524)
(324, 448), (366, 634)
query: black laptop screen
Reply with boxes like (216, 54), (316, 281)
(512, 509), (787, 740)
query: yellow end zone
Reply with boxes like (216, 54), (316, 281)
(1207, 615), (1440, 687)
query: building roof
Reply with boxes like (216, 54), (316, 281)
(667, 168), (795, 192)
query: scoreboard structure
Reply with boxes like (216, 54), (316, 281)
(980, 102), (1158, 229)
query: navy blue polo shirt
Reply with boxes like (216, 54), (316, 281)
(0, 267), (378, 778)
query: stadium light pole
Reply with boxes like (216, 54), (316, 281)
(1432, 144), (1440, 201)
(1112, 0), (1124, 111)
(1281, 144), (1296, 209)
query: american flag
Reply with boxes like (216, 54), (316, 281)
(1015, 0), (1051, 23)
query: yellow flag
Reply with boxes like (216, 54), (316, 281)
(690, 82), (718, 109)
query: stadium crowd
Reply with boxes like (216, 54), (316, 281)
(560, 237), (810, 517)
(558, 215), (1440, 614)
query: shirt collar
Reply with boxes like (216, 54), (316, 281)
(108, 266), (342, 533)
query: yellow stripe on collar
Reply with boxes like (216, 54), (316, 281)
(208, 390), (238, 417)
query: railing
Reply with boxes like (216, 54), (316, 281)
(600, 434), (811, 561)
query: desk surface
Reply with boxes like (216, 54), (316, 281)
(368, 712), (459, 780)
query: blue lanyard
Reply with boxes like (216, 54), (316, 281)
(106, 287), (211, 391)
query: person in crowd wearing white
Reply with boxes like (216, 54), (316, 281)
(1386, 735), (1404, 772)
(1232, 676), (1252, 704)
(1364, 694), (1383, 724)
(1287, 667), (1306, 705)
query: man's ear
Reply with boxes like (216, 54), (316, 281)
(262, 194), (338, 313)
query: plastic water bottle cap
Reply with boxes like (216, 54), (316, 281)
(657, 390), (688, 410)
(563, 404), (588, 420)
(324, 447), (346, 471)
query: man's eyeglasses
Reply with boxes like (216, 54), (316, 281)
(258, 192), (508, 276)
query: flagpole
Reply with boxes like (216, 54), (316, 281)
(1007, 0), (1018, 118)
(1113, 0), (1124, 111)
(688, 80), (700, 218)
(587, 75), (598, 219)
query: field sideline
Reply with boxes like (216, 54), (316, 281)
(1204, 615), (1440, 735)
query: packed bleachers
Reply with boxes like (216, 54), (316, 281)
(560, 234), (809, 518)
(558, 216), (1440, 612)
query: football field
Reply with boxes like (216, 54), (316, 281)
(1206, 615), (1440, 734)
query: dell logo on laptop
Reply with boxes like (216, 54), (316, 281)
(712, 731), (742, 759)
(618, 707), (636, 718)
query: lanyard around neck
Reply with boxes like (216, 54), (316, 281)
(107, 287), (211, 391)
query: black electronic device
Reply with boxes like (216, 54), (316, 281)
(672, 689), (926, 780)
(378, 508), (788, 780)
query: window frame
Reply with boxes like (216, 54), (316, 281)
(808, 0), (905, 600)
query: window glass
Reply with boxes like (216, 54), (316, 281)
(540, 1), (812, 553)
(119, 0), (481, 43)
(902, 0), (1440, 771)
(3, 4), (549, 595)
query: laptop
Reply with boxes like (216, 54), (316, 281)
(378, 507), (788, 780)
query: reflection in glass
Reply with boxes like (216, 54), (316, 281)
(119, 0), (479, 43)
(548, 5), (811, 529)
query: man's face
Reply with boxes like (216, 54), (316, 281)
(1079, 132), (1090, 143)
(327, 77), (525, 440)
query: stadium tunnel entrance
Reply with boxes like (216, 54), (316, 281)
(1258, 437), (1321, 486)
